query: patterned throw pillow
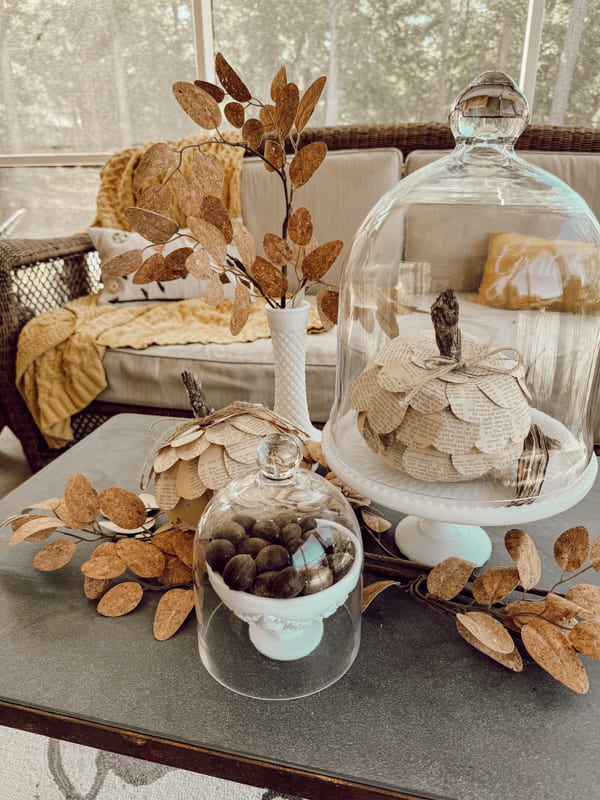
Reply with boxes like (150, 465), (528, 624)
(473, 232), (600, 312)
(88, 227), (236, 304)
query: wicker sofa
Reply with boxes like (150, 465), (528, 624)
(2, 121), (600, 473)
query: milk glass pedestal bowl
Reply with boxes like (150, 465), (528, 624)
(323, 71), (600, 566)
(193, 433), (363, 700)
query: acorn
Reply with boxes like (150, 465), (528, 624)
(212, 520), (246, 545)
(251, 519), (281, 543)
(205, 538), (236, 573)
(255, 544), (290, 573)
(298, 516), (318, 533)
(238, 537), (271, 558)
(280, 523), (303, 546)
(271, 566), (305, 598)
(251, 570), (279, 597)
(222, 554), (256, 590)
(231, 514), (257, 533)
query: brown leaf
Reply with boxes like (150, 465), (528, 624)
(259, 104), (277, 132)
(132, 252), (169, 284)
(63, 473), (100, 524)
(115, 538), (166, 578)
(186, 249), (213, 280)
(54, 500), (90, 530)
(230, 282), (252, 336)
(151, 528), (184, 555)
(137, 183), (171, 216)
(32, 539), (77, 571)
(242, 118), (264, 151)
(288, 210), (313, 252)
(360, 509), (391, 533)
(231, 219), (256, 269)
(157, 554), (193, 586)
(81, 553), (126, 580)
(187, 217), (227, 264)
(301, 240), (343, 281)
(132, 142), (178, 194)
(97, 581), (144, 617)
(276, 82), (299, 140)
(455, 611), (515, 654)
(426, 556), (475, 601)
(270, 65), (287, 103)
(124, 207), (178, 245)
(163, 247), (193, 280)
(201, 195), (233, 243)
(543, 592), (587, 623)
(172, 529), (194, 568)
(521, 616), (589, 693)
(503, 599), (546, 629)
(263, 233), (293, 266)
(153, 588), (195, 640)
(565, 583), (600, 617)
(590, 535), (600, 570)
(554, 526), (590, 572)
(101, 249), (143, 278)
(361, 580), (398, 612)
(84, 576), (112, 600)
(456, 616), (523, 672)
(98, 488), (148, 530)
(264, 139), (284, 171)
(471, 566), (520, 605)
(215, 53), (252, 102)
(224, 101), (245, 128)
(295, 75), (327, 133)
(27, 498), (62, 511)
(375, 299), (399, 340)
(569, 620), (600, 659)
(193, 79), (225, 103)
(8, 516), (63, 546)
(289, 141), (327, 188)
(191, 150), (224, 198)
(251, 256), (287, 298)
(204, 273), (225, 306)
(172, 81), (222, 129)
(171, 172), (202, 217)
(504, 528), (541, 591)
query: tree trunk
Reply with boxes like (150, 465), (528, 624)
(548, 0), (588, 125)
(324, 0), (339, 125)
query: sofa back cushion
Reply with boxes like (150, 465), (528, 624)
(240, 148), (403, 289)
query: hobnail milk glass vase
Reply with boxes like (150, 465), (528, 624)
(264, 302), (322, 441)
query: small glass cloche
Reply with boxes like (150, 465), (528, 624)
(193, 433), (363, 700)
(323, 71), (600, 564)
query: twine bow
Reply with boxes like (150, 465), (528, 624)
(404, 346), (523, 405)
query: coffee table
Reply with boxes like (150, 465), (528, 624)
(1, 413), (600, 800)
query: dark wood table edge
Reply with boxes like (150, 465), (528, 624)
(0, 700), (442, 800)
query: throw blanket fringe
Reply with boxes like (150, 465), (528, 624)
(16, 295), (323, 449)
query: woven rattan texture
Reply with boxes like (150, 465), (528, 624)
(2, 122), (600, 472)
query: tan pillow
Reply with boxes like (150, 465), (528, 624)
(474, 232), (600, 312)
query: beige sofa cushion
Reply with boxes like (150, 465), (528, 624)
(240, 148), (403, 289)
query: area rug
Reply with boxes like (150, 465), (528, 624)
(0, 725), (304, 800)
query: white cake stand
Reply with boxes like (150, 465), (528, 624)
(322, 410), (597, 566)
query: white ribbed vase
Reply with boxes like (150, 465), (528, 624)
(264, 302), (321, 441)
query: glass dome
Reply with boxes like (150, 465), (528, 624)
(323, 71), (600, 562)
(193, 433), (363, 699)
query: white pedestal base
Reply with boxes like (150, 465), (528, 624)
(249, 619), (324, 661)
(394, 516), (492, 567)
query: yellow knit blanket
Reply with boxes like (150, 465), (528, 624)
(16, 296), (323, 449)
(91, 130), (245, 230)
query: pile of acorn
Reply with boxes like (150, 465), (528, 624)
(204, 512), (354, 599)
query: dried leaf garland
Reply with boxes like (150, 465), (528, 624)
(471, 566), (520, 605)
(361, 580), (398, 612)
(32, 539), (77, 571)
(98, 488), (148, 530)
(521, 617), (589, 694)
(301, 240), (343, 281)
(456, 616), (524, 672)
(187, 217), (227, 264)
(200, 195), (233, 243)
(115, 539), (166, 578)
(224, 101), (245, 128)
(172, 81), (222, 129)
(591, 535), (600, 570)
(186, 249), (213, 280)
(242, 118), (264, 150)
(132, 252), (168, 284)
(230, 282), (252, 335)
(456, 611), (515, 654)
(251, 255), (288, 297)
(316, 289), (339, 330)
(193, 79), (225, 103)
(190, 150), (225, 198)
(276, 82), (300, 140)
(215, 52), (252, 102)
(270, 65), (287, 103)
(263, 233), (293, 266)
(565, 584), (600, 616)
(102, 249), (143, 278)
(264, 139), (284, 171)
(569, 620), (600, 659)
(9, 516), (63, 546)
(288, 207), (313, 246)
(97, 582), (144, 618)
(426, 557), (476, 601)
(137, 183), (172, 216)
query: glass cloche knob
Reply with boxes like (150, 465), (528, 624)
(449, 71), (530, 143)
(255, 433), (303, 480)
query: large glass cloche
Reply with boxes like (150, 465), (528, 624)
(323, 71), (600, 566)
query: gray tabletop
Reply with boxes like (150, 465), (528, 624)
(1, 413), (600, 800)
